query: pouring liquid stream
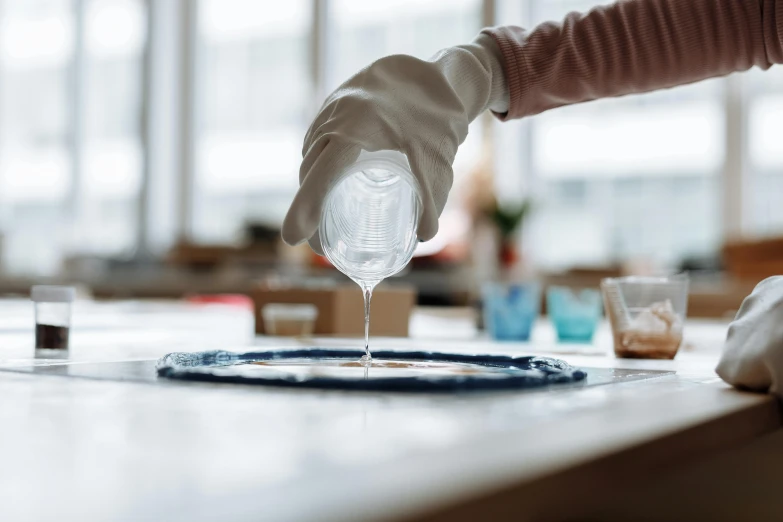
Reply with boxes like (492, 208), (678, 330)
(318, 151), (422, 368)
(359, 281), (375, 364)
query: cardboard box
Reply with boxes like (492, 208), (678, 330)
(723, 236), (783, 282)
(252, 280), (416, 337)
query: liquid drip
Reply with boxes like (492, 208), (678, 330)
(359, 282), (375, 362)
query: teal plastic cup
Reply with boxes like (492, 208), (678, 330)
(547, 286), (602, 343)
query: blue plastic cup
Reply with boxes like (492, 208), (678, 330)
(483, 282), (541, 341)
(547, 286), (602, 343)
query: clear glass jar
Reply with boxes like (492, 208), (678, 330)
(31, 285), (75, 349)
(319, 150), (422, 287)
(601, 275), (689, 359)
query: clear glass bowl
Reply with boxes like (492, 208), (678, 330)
(262, 303), (318, 337)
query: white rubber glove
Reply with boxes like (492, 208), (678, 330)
(282, 33), (509, 254)
(716, 276), (783, 394)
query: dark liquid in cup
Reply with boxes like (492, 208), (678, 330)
(36, 324), (69, 350)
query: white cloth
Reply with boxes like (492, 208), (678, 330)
(717, 276), (783, 394)
(282, 34), (509, 254)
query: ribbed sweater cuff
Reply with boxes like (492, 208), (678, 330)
(481, 26), (528, 121)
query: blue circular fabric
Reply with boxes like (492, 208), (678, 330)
(156, 349), (587, 393)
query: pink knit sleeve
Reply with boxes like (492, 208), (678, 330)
(483, 0), (783, 120)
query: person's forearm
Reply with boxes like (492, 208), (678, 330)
(484, 0), (783, 120)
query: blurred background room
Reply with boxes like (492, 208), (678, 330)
(1, 0), (782, 319)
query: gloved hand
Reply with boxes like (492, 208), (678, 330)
(717, 276), (783, 394)
(281, 33), (509, 254)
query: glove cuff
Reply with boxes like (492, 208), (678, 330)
(428, 32), (510, 122)
(470, 33), (510, 114)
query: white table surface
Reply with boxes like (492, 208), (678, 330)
(0, 300), (776, 522)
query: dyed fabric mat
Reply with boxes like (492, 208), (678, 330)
(156, 349), (588, 392)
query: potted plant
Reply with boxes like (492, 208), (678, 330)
(482, 197), (532, 271)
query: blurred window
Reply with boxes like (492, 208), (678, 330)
(193, 0), (311, 243)
(0, 0), (778, 276)
(747, 66), (783, 236)
(329, 0), (481, 91)
(0, 0), (74, 274)
(82, 0), (146, 255)
(524, 0), (723, 269)
(0, 0), (145, 274)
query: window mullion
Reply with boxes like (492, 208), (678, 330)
(69, 0), (87, 251)
(723, 73), (746, 241)
(179, 0), (198, 241)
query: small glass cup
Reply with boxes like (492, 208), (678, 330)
(601, 275), (689, 359)
(262, 303), (318, 337)
(319, 150), (421, 288)
(31, 285), (76, 350)
(483, 282), (541, 341)
(547, 286), (602, 343)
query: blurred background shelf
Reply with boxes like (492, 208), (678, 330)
(0, 257), (760, 321)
